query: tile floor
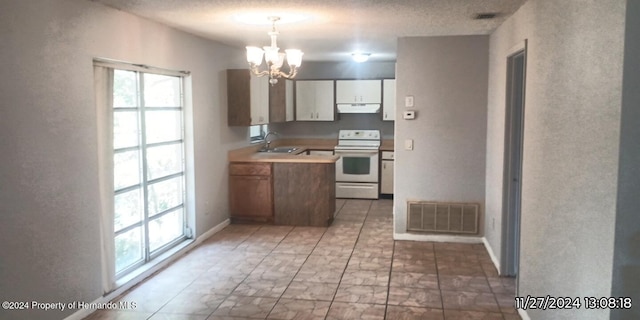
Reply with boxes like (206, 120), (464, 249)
(87, 199), (521, 320)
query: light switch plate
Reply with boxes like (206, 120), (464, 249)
(405, 96), (414, 108)
(404, 139), (414, 151)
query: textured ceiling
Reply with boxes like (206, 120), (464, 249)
(90, 0), (526, 61)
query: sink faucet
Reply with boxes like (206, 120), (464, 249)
(263, 131), (279, 150)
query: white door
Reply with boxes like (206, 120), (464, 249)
(502, 44), (527, 278)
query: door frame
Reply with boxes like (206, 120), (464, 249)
(500, 40), (528, 279)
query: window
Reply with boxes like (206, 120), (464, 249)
(112, 69), (187, 276)
(250, 124), (268, 143)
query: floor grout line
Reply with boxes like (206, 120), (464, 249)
(324, 199), (373, 320)
(89, 200), (520, 320)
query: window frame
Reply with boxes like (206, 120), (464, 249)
(108, 64), (190, 278)
(250, 124), (268, 143)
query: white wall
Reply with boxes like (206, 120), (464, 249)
(484, 0), (627, 319)
(395, 36), (489, 237)
(0, 0), (246, 318)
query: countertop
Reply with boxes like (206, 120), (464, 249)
(228, 139), (338, 164)
(228, 138), (394, 163)
(380, 139), (394, 151)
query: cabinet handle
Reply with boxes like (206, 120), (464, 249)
(383, 163), (386, 169)
(384, 112), (387, 119)
(316, 112), (319, 119)
(310, 112), (313, 119)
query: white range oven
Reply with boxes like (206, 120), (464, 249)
(334, 130), (381, 199)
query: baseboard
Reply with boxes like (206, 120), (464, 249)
(518, 308), (531, 320)
(393, 232), (483, 244)
(64, 218), (230, 320)
(482, 237), (502, 275)
(195, 218), (230, 246)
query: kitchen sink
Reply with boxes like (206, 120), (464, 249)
(258, 146), (299, 153)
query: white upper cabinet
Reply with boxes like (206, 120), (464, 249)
(295, 80), (335, 121)
(285, 80), (294, 122)
(336, 80), (382, 104)
(249, 75), (270, 125)
(382, 79), (396, 121)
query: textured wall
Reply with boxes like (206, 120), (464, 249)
(485, 0), (626, 319)
(0, 0), (246, 318)
(483, 2), (533, 267)
(611, 0), (640, 319)
(394, 36), (488, 236)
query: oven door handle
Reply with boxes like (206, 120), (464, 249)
(334, 149), (379, 155)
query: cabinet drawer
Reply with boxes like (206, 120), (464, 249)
(381, 151), (394, 160)
(309, 150), (334, 156)
(230, 163), (272, 176)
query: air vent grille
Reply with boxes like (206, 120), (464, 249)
(407, 201), (479, 234)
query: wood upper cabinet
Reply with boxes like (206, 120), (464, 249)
(227, 69), (273, 126)
(229, 162), (273, 223)
(336, 80), (382, 104)
(382, 79), (396, 121)
(227, 69), (269, 125)
(295, 80), (335, 121)
(269, 79), (294, 123)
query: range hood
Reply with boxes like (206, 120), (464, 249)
(337, 103), (381, 114)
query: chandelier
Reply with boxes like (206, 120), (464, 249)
(246, 16), (303, 85)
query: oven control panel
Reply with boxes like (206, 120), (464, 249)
(338, 130), (381, 140)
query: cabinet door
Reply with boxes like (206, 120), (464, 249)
(308, 150), (334, 156)
(227, 69), (252, 126)
(336, 80), (359, 103)
(295, 81), (316, 121)
(229, 175), (273, 221)
(285, 80), (294, 121)
(380, 159), (394, 194)
(314, 80), (335, 121)
(382, 79), (396, 121)
(336, 80), (381, 103)
(269, 79), (294, 123)
(250, 76), (269, 125)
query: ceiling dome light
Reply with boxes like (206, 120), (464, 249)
(352, 52), (371, 63)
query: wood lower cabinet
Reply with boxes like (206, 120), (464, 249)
(229, 162), (273, 223)
(273, 162), (336, 227)
(229, 160), (336, 226)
